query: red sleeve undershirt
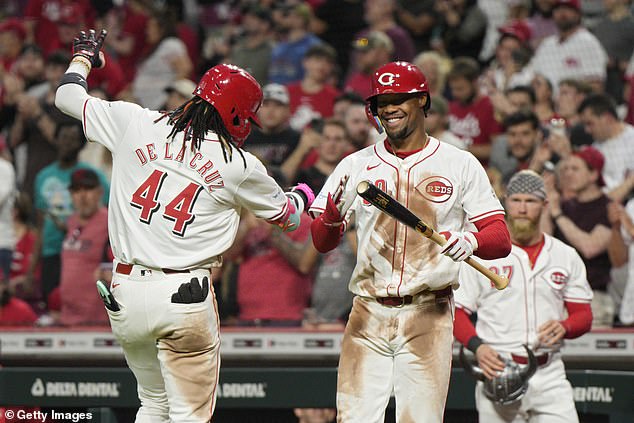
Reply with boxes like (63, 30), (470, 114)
(453, 307), (477, 346)
(311, 215), (344, 253)
(472, 214), (511, 259)
(311, 213), (511, 256)
(562, 302), (593, 338)
(454, 302), (592, 348)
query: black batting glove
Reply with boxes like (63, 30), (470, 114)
(171, 276), (210, 304)
(72, 29), (107, 68)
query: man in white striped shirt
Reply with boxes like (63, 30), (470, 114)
(579, 93), (634, 203)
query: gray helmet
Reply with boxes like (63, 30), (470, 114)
(460, 344), (537, 405)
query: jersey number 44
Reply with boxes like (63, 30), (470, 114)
(130, 169), (203, 237)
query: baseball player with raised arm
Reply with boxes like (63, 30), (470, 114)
(308, 61), (512, 423)
(55, 30), (313, 422)
(454, 170), (593, 423)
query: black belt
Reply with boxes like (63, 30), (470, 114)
(115, 263), (190, 275)
(376, 286), (453, 307)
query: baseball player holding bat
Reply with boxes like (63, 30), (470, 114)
(454, 170), (593, 422)
(55, 29), (314, 422)
(309, 61), (512, 422)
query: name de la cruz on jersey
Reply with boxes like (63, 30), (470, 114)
(134, 142), (225, 192)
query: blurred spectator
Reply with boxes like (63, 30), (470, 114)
(225, 5), (274, 85)
(294, 408), (336, 423)
(395, 0), (437, 53)
(490, 84), (537, 122)
(0, 18), (27, 72)
(615, 198), (634, 325)
(12, 44), (45, 92)
(447, 57), (503, 164)
(592, 0), (634, 104)
(344, 31), (394, 99)
(287, 43), (341, 131)
(245, 83), (300, 167)
(293, 120), (355, 327)
(476, 0), (512, 64)
(426, 95), (466, 150)
(332, 91), (365, 122)
(432, 0), (488, 61)
(355, 0), (415, 63)
(0, 139), (15, 280)
(532, 72), (557, 124)
(484, 20), (534, 92)
(9, 50), (75, 200)
(529, 0), (608, 94)
(527, 0), (559, 51)
(162, 78), (196, 111)
(312, 0), (366, 78)
(294, 118), (351, 193)
(56, 169), (110, 326)
(490, 110), (544, 185)
(547, 146), (614, 327)
(606, 199), (630, 325)
(131, 8), (193, 109)
(8, 192), (41, 311)
(555, 78), (593, 147)
(28, 122), (109, 306)
(413, 50), (451, 98)
(578, 93), (634, 202)
(268, 1), (323, 85)
(0, 281), (37, 325)
(23, 0), (96, 56)
(102, 0), (150, 82)
(232, 209), (313, 326)
(345, 101), (378, 149)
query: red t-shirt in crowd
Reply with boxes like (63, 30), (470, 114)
(237, 214), (313, 321)
(58, 207), (110, 326)
(343, 72), (373, 99)
(448, 95), (502, 148)
(24, 0), (95, 56)
(287, 83), (340, 130)
(10, 230), (36, 279)
(0, 298), (38, 325)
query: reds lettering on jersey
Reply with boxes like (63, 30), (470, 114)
(81, 99), (288, 270)
(309, 137), (504, 297)
(455, 235), (593, 355)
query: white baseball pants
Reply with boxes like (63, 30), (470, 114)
(106, 266), (220, 423)
(336, 293), (454, 423)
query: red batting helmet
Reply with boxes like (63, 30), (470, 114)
(365, 61), (431, 131)
(194, 64), (263, 146)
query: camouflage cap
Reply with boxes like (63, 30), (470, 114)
(506, 170), (546, 200)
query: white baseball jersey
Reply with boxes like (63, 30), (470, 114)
(455, 234), (593, 355)
(78, 99), (289, 270)
(309, 137), (504, 297)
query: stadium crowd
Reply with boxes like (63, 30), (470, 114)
(2, 0), (634, 333)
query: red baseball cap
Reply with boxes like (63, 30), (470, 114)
(574, 146), (605, 186)
(553, 0), (581, 11)
(498, 20), (532, 44)
(0, 18), (27, 40)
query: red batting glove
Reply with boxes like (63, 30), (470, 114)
(322, 193), (344, 226)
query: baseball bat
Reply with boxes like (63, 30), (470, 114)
(356, 181), (509, 290)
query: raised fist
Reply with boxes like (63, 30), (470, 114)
(72, 29), (107, 68)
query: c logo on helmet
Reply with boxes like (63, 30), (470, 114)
(378, 72), (396, 86)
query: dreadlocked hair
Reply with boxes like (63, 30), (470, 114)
(155, 97), (247, 167)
